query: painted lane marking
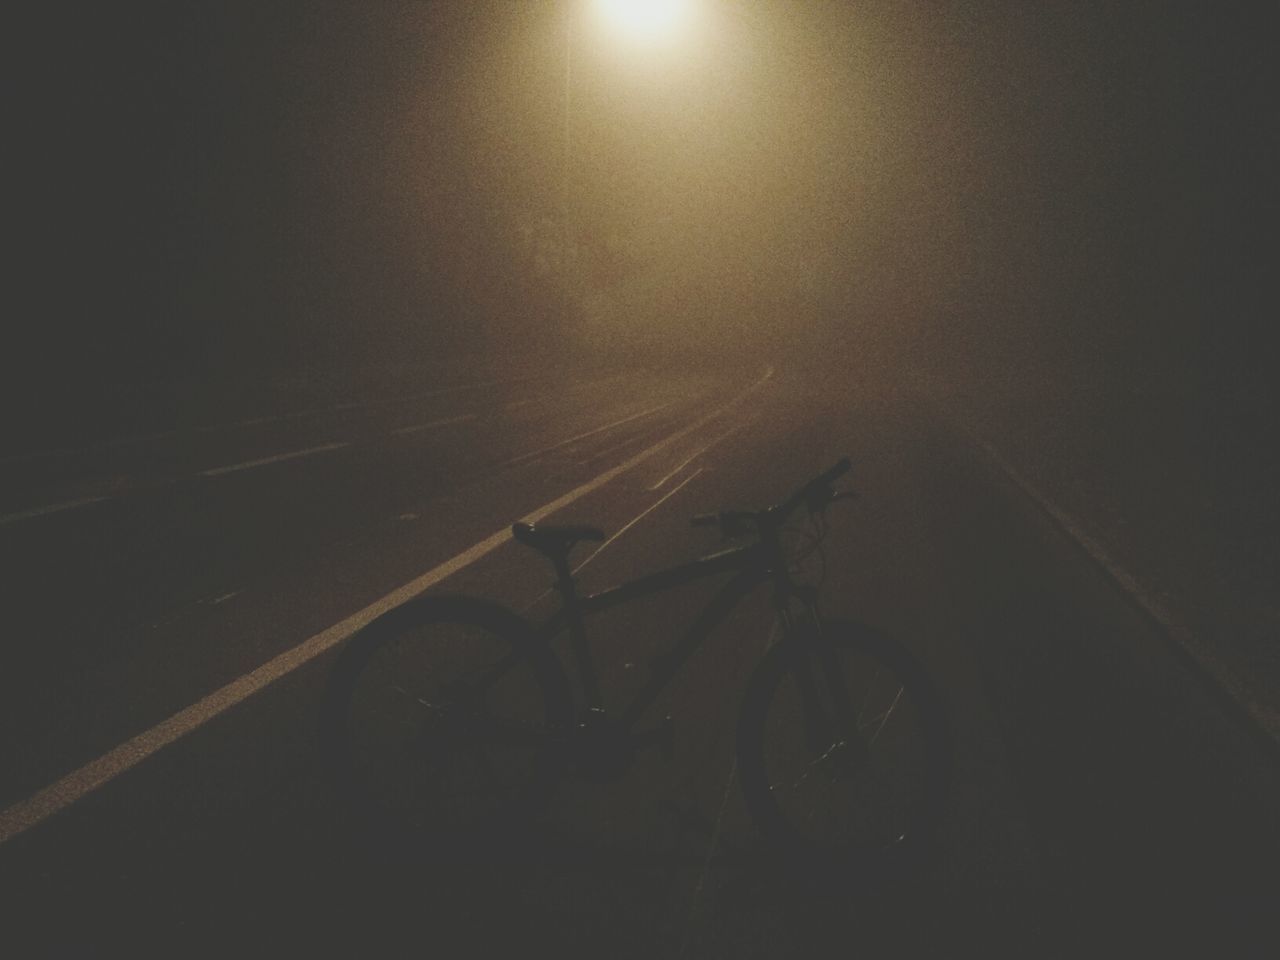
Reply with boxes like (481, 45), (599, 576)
(390, 414), (477, 436)
(0, 388), (652, 528)
(0, 367), (772, 845)
(0, 385), (700, 529)
(648, 410), (762, 491)
(502, 400), (676, 468)
(576, 427), (664, 468)
(522, 468), (705, 612)
(0, 374), (548, 466)
(199, 442), (350, 478)
(0, 496), (111, 528)
(575, 383), (719, 469)
(574, 469), (705, 575)
(973, 434), (1280, 747)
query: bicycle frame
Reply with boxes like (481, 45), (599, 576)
(536, 535), (808, 733)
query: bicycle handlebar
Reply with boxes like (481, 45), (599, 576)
(774, 457), (851, 521)
(689, 458), (852, 534)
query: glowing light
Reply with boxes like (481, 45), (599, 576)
(593, 0), (693, 41)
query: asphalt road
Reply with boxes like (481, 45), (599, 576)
(2, 363), (1277, 958)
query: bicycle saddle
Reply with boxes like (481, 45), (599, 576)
(511, 521), (606, 557)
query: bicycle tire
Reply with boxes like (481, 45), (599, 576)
(736, 619), (949, 881)
(319, 594), (573, 863)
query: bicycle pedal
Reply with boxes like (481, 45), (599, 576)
(633, 715), (675, 761)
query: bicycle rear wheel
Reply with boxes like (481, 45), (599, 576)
(737, 619), (949, 881)
(320, 595), (572, 862)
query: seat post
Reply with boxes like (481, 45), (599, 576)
(552, 552), (603, 711)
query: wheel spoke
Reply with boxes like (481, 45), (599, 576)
(772, 736), (850, 794)
(738, 620), (946, 866)
(862, 686), (905, 746)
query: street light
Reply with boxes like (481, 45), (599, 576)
(592, 0), (694, 42)
(561, 1), (698, 316)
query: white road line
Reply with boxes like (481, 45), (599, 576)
(390, 413), (477, 436)
(0, 367), (772, 846)
(502, 400), (676, 468)
(0, 373), (546, 466)
(0, 384), (641, 527)
(575, 469), (704, 575)
(576, 383), (720, 468)
(198, 442), (350, 478)
(577, 422), (670, 467)
(971, 434), (1280, 746)
(0, 495), (112, 528)
(522, 468), (705, 612)
(648, 410), (761, 491)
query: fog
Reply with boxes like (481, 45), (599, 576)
(9, 1), (1275, 428)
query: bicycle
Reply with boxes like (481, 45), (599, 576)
(319, 458), (949, 880)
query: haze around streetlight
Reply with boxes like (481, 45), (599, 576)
(592, 0), (695, 43)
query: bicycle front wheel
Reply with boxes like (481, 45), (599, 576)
(737, 619), (949, 880)
(320, 595), (572, 862)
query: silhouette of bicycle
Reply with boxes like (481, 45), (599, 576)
(320, 459), (949, 881)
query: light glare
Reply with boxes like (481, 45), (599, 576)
(594, 0), (692, 40)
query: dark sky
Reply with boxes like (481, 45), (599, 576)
(9, 1), (1276, 408)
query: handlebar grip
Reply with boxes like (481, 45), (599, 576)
(775, 457), (853, 519)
